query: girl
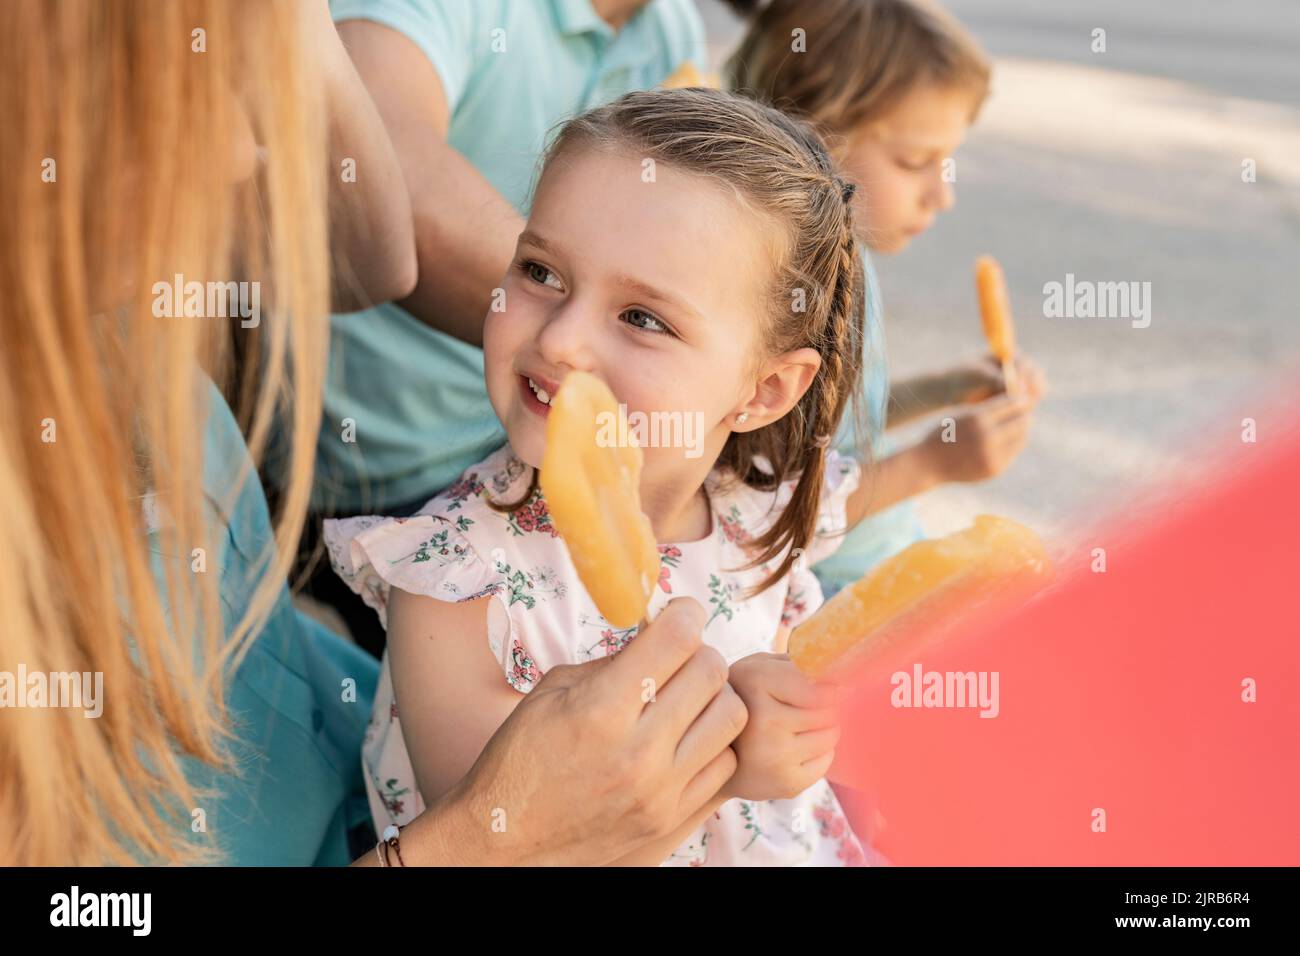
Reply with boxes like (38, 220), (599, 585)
(729, 0), (1048, 595)
(326, 88), (879, 866)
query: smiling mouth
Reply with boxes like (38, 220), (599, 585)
(527, 377), (553, 405)
(519, 373), (560, 415)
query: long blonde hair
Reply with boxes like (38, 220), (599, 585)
(0, 0), (328, 864)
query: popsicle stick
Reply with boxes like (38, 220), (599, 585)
(1002, 356), (1018, 397)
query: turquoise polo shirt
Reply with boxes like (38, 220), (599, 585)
(162, 386), (379, 865)
(314, 0), (707, 514)
(814, 247), (926, 596)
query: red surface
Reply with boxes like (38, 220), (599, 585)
(836, 409), (1300, 864)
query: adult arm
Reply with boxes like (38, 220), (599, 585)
(350, 598), (747, 866)
(335, 19), (524, 344)
(306, 3), (418, 313)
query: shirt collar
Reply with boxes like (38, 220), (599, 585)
(552, 0), (615, 38)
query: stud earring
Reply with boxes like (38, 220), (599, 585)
(735, 412), (749, 425)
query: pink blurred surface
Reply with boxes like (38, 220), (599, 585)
(834, 406), (1300, 865)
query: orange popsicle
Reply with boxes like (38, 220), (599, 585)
(540, 371), (660, 629)
(789, 515), (1049, 679)
(975, 255), (1018, 394)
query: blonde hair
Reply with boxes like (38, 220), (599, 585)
(544, 89), (864, 594)
(0, 0), (328, 864)
(726, 0), (992, 134)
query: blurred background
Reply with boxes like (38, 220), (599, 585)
(700, 0), (1300, 540)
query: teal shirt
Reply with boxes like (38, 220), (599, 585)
(814, 247), (926, 596)
(161, 387), (379, 865)
(314, 0), (707, 513)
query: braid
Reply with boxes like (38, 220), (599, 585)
(827, 197), (867, 444)
(743, 185), (864, 592)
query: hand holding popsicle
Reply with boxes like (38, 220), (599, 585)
(539, 371), (661, 629)
(924, 390), (1038, 484)
(788, 516), (1050, 680)
(941, 354), (1044, 406)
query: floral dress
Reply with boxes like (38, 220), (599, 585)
(323, 446), (866, 866)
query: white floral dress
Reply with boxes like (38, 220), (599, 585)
(324, 446), (866, 866)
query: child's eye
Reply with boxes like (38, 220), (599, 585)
(620, 308), (670, 335)
(897, 157), (931, 172)
(522, 260), (564, 290)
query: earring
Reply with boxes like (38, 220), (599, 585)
(735, 412), (749, 425)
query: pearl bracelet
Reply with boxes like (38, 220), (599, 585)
(375, 824), (405, 867)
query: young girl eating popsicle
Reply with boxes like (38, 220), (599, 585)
(728, 0), (1049, 595)
(326, 89), (881, 866)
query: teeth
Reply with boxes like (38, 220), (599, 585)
(528, 378), (552, 405)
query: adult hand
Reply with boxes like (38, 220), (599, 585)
(386, 598), (747, 866)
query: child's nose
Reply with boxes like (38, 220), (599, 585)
(536, 301), (600, 373)
(927, 172), (956, 212)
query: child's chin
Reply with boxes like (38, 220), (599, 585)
(879, 233), (913, 254)
(503, 422), (544, 470)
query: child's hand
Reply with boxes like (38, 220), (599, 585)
(939, 353), (1048, 406)
(889, 355), (1047, 429)
(723, 653), (840, 802)
(923, 387), (1040, 483)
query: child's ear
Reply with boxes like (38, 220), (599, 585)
(734, 348), (822, 431)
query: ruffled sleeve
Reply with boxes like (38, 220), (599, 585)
(322, 511), (499, 631)
(322, 448), (576, 694)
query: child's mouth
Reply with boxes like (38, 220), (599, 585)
(519, 374), (558, 416)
